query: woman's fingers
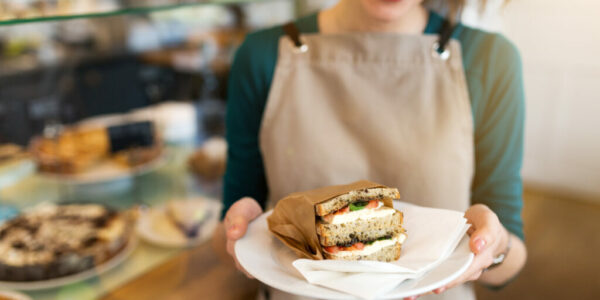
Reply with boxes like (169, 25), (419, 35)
(225, 230), (254, 278)
(465, 204), (502, 255)
(404, 291), (435, 299)
(224, 197), (263, 240)
(235, 259), (255, 279)
(223, 197), (263, 278)
(446, 260), (485, 289)
(468, 270), (484, 281)
(445, 260), (479, 289)
(226, 237), (236, 257)
(436, 204), (503, 293)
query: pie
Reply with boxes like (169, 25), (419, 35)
(0, 204), (137, 281)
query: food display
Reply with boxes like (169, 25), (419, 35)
(0, 145), (29, 164)
(316, 187), (406, 261)
(0, 204), (137, 282)
(136, 198), (221, 248)
(188, 137), (227, 181)
(166, 200), (207, 239)
(0, 0), (119, 21)
(0, 144), (35, 189)
(32, 128), (109, 174)
(30, 122), (162, 176)
(0, 290), (31, 300)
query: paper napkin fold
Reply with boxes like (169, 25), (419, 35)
(293, 203), (470, 300)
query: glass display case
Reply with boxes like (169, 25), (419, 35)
(0, 1), (299, 299)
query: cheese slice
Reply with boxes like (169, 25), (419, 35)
(328, 201), (394, 224)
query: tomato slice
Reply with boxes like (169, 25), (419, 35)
(337, 206), (350, 214)
(324, 246), (340, 253)
(353, 242), (365, 250)
(366, 200), (379, 209)
(323, 206), (350, 223)
(327, 242), (366, 253)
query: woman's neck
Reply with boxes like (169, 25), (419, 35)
(319, 1), (428, 34)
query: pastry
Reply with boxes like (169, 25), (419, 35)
(188, 137), (227, 181)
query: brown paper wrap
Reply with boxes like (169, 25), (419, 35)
(267, 180), (395, 260)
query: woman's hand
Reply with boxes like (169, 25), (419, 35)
(222, 197), (263, 278)
(404, 204), (510, 300)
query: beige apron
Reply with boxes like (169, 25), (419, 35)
(258, 25), (475, 300)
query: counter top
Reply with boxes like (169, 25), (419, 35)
(102, 240), (259, 300)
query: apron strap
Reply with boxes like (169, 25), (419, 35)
(434, 18), (457, 59)
(431, 19), (456, 60)
(283, 22), (304, 48)
(283, 22), (308, 53)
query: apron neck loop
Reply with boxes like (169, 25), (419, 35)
(283, 22), (308, 53)
(283, 18), (457, 58)
(433, 18), (457, 60)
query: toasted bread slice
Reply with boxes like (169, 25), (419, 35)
(316, 210), (404, 247)
(323, 238), (403, 262)
(315, 187), (400, 216)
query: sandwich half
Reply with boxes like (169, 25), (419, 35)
(316, 187), (406, 262)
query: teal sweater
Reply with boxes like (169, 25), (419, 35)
(222, 11), (525, 240)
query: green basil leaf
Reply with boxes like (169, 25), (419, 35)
(349, 201), (369, 211)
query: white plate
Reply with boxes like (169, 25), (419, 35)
(235, 203), (473, 299)
(136, 199), (222, 248)
(0, 237), (138, 291)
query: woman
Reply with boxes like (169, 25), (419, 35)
(216, 0), (527, 299)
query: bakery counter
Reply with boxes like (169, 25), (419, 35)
(0, 145), (222, 300)
(102, 236), (259, 300)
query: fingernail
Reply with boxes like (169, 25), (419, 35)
(434, 287), (446, 294)
(474, 238), (486, 252)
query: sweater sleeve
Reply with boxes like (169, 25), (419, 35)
(221, 34), (273, 219)
(471, 34), (526, 240)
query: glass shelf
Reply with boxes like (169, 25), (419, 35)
(0, 0), (270, 26)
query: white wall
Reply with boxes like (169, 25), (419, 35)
(447, 0), (600, 202)
(499, 0), (600, 202)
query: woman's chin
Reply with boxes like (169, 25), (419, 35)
(360, 0), (422, 22)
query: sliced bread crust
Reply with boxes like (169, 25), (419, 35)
(316, 210), (404, 247)
(315, 187), (400, 216)
(323, 240), (402, 262)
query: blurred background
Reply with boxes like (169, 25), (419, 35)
(0, 0), (597, 299)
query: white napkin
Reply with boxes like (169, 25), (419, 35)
(293, 203), (470, 300)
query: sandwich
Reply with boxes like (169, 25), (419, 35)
(315, 187), (406, 261)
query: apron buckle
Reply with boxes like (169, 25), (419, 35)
(283, 22), (309, 54)
(432, 42), (451, 60)
(291, 41), (309, 54)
